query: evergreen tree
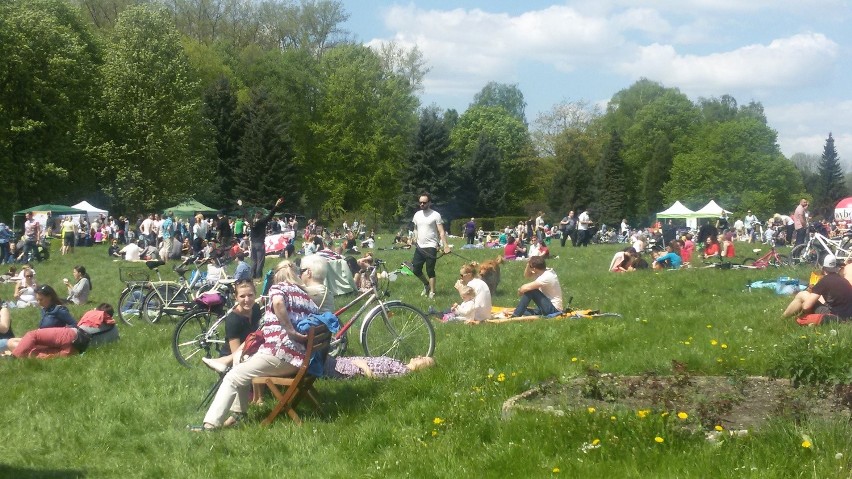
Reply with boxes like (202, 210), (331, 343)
(815, 132), (847, 217)
(400, 108), (456, 216)
(550, 146), (592, 214)
(233, 88), (299, 207)
(201, 75), (243, 208)
(593, 131), (627, 227)
(469, 133), (506, 216)
(643, 135), (673, 214)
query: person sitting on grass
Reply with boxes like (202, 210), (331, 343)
(681, 234), (695, 263)
(609, 247), (635, 272)
(0, 286), (87, 358)
(77, 303), (119, 347)
(13, 268), (38, 308)
(232, 251), (252, 282)
(703, 235), (721, 259)
(440, 285), (476, 322)
(721, 232), (736, 258)
(63, 265), (92, 305)
(782, 254), (852, 320)
(653, 241), (683, 270)
(512, 256), (563, 317)
(504, 235), (526, 260)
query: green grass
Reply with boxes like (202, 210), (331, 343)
(1, 239), (851, 478)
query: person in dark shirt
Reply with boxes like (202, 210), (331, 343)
(217, 214), (232, 246)
(245, 198), (283, 279)
(783, 255), (852, 318)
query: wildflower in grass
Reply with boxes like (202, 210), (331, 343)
(571, 357), (578, 362)
(706, 324), (712, 329)
(683, 341), (690, 345)
(433, 417), (444, 425)
(836, 452), (844, 460)
(802, 440), (812, 448)
(655, 436), (664, 443)
(592, 439), (600, 446)
(710, 339), (718, 346)
(497, 373), (506, 382)
(432, 430), (438, 437)
(717, 358), (723, 363)
(587, 407), (596, 414)
(721, 344), (728, 349)
(660, 411), (669, 418)
(637, 409), (650, 419)
(610, 415), (616, 421)
(677, 412), (688, 420)
(552, 467), (560, 473)
(511, 372), (517, 377)
(715, 425), (724, 431)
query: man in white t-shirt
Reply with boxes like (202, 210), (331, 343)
(576, 209), (592, 247)
(512, 255), (563, 317)
(410, 192), (450, 299)
(120, 240), (143, 261)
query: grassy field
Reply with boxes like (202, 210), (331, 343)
(1, 237), (851, 478)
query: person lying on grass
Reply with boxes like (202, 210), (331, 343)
(782, 254), (852, 320)
(511, 256), (563, 318)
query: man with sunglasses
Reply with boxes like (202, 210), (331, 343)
(410, 192), (451, 299)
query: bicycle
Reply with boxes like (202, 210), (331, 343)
(171, 258), (435, 368)
(740, 246), (790, 268)
(790, 226), (852, 266)
(329, 259), (434, 362)
(141, 256), (235, 324)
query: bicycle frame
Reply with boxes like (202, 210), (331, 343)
(806, 231), (851, 261)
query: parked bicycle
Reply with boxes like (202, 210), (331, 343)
(740, 246), (790, 268)
(171, 258), (435, 368)
(790, 226), (852, 266)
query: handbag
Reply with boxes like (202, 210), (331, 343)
(240, 330), (264, 360)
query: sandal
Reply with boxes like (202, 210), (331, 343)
(223, 412), (246, 428)
(187, 424), (216, 432)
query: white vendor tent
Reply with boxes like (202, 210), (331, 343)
(693, 200), (732, 218)
(657, 201), (698, 230)
(72, 201), (109, 223)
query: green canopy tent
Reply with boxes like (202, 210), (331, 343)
(13, 204), (88, 232)
(162, 199), (219, 219)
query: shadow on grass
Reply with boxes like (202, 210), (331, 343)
(0, 464), (86, 478)
(249, 379), (385, 424)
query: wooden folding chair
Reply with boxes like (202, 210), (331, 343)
(252, 324), (331, 425)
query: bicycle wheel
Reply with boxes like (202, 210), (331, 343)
(360, 302), (434, 362)
(741, 258), (757, 267)
(790, 245), (810, 265)
(118, 284), (148, 326)
(142, 284), (191, 323)
(770, 254), (790, 267)
(172, 310), (224, 368)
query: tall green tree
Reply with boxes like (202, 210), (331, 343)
(592, 131), (627, 226)
(471, 82), (527, 125)
(548, 140), (593, 215)
(309, 44), (419, 219)
(400, 108), (456, 216)
(450, 105), (534, 213)
(815, 132), (848, 217)
(664, 117), (804, 215)
(91, 4), (212, 212)
(643, 135), (674, 215)
(468, 133), (506, 216)
(201, 75), (243, 208)
(0, 0), (101, 218)
(232, 88), (299, 207)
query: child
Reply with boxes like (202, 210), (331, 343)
(443, 286), (476, 322)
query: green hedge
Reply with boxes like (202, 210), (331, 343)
(449, 216), (529, 236)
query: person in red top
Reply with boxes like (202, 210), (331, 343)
(703, 235), (721, 259)
(721, 232), (736, 258)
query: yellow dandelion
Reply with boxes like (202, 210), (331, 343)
(715, 425), (724, 431)
(431, 430), (438, 437)
(552, 467), (560, 473)
(710, 339), (718, 346)
(654, 436), (664, 443)
(677, 412), (688, 420)
(587, 407), (596, 414)
(433, 417), (444, 425)
(637, 409), (650, 419)
(684, 341), (690, 345)
(610, 415), (616, 421)
(497, 373), (506, 382)
(661, 411), (669, 418)
(571, 357), (578, 362)
(802, 440), (812, 448)
(706, 324), (713, 329)
(592, 439), (601, 446)
(721, 344), (728, 349)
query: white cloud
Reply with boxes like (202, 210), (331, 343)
(766, 100), (852, 159)
(617, 33), (839, 95)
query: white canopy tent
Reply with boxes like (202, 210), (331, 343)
(693, 200), (732, 218)
(656, 201), (698, 230)
(71, 201), (108, 223)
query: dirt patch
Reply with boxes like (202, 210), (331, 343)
(504, 371), (852, 432)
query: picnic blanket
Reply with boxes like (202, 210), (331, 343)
(485, 306), (622, 324)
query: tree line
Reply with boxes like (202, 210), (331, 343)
(1, 0), (847, 228)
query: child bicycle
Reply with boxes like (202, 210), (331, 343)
(171, 258), (435, 368)
(740, 246), (790, 268)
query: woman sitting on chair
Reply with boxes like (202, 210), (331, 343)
(191, 260), (318, 431)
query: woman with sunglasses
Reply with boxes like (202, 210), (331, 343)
(13, 268), (38, 308)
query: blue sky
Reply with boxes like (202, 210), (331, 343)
(340, 0), (851, 161)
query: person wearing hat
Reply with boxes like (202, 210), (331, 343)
(783, 254), (852, 318)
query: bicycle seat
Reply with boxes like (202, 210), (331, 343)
(145, 260), (166, 270)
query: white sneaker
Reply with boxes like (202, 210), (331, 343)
(421, 286), (429, 297)
(428, 291), (435, 300)
(202, 357), (229, 374)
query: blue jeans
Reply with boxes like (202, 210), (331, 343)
(512, 289), (558, 317)
(23, 238), (41, 263)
